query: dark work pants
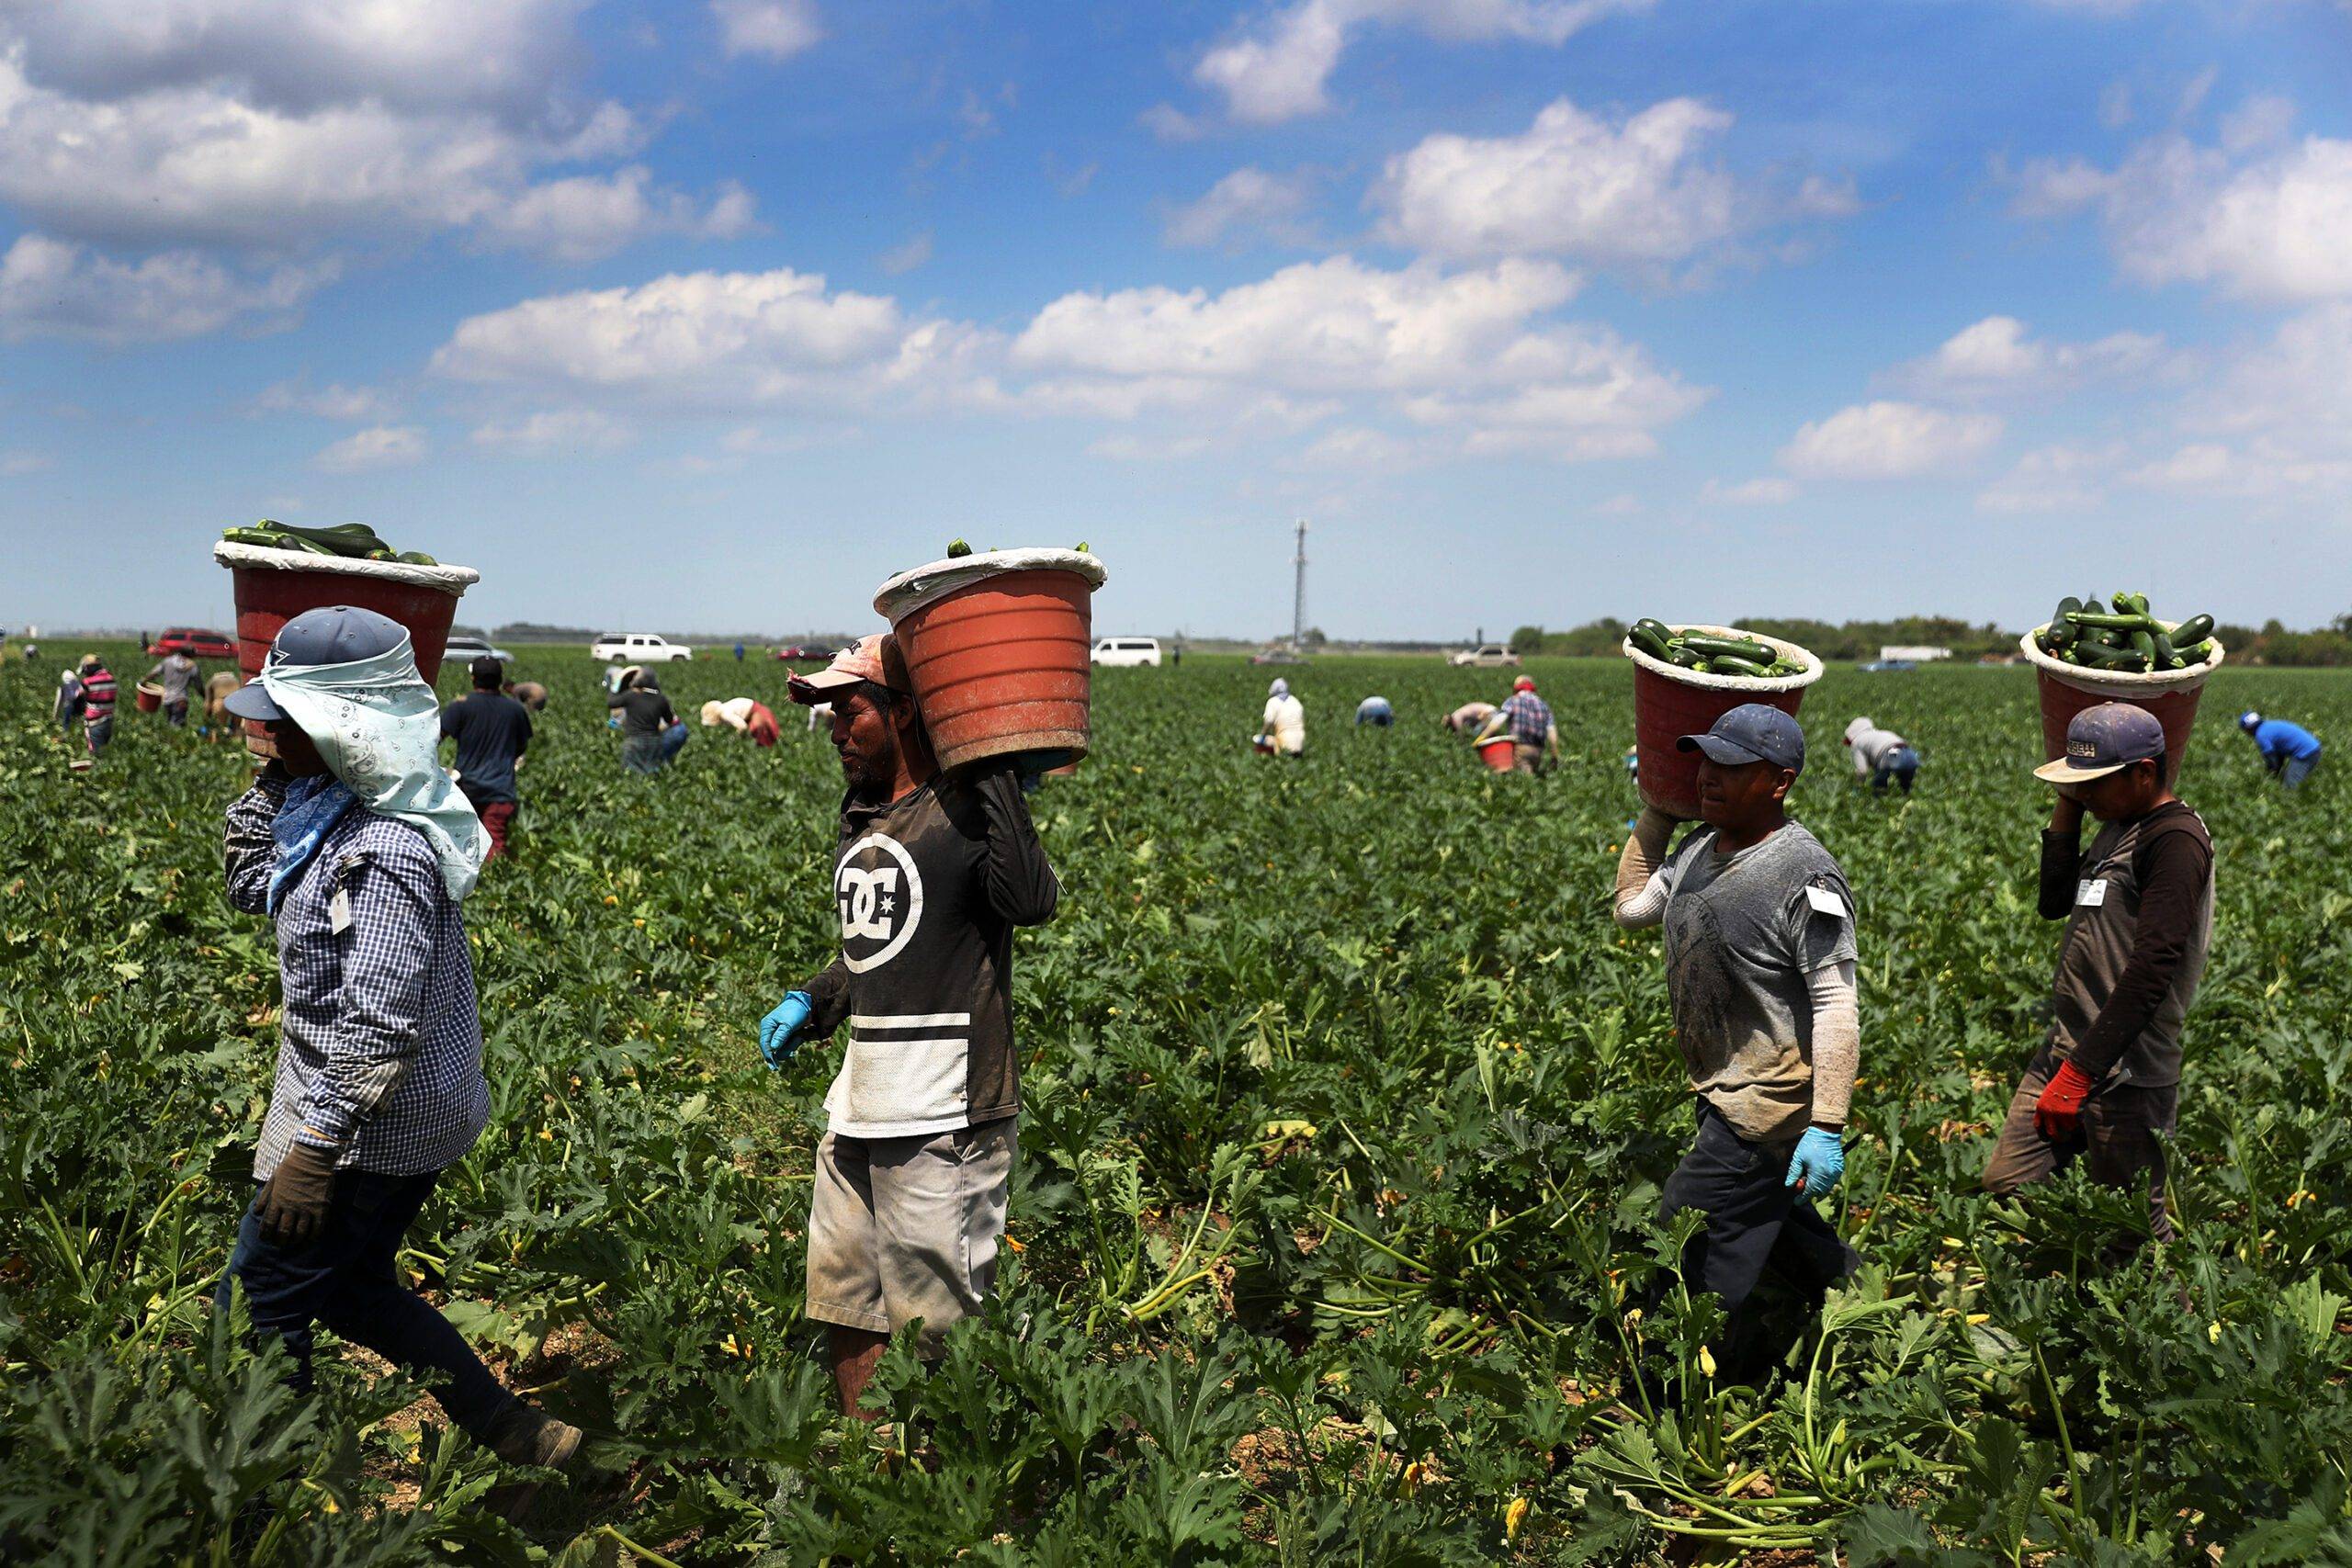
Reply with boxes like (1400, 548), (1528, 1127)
(217, 1168), (520, 1439)
(1658, 1103), (1860, 1382)
(1981, 1047), (2177, 1246)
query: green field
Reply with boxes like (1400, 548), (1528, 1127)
(6, 644), (2350, 1564)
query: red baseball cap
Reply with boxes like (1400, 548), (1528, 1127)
(1513, 675), (1536, 692)
(787, 633), (910, 705)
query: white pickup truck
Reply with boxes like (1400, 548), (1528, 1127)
(592, 632), (694, 663)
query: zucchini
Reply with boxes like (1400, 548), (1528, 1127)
(2177, 640), (2213, 663)
(2075, 641), (2146, 670)
(1703, 654), (1773, 678)
(2065, 611), (2156, 631)
(2129, 628), (2157, 666)
(1681, 635), (1776, 663)
(1629, 625), (1676, 661)
(2171, 614), (2214, 645)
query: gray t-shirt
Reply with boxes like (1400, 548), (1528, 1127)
(1658, 822), (1858, 1142)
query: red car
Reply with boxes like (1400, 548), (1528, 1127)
(774, 644), (821, 661)
(149, 626), (237, 659)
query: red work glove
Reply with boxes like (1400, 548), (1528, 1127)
(2034, 1061), (2098, 1143)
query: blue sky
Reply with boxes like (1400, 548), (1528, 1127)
(2, 0), (2347, 641)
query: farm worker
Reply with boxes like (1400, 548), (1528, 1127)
(1355, 694), (1394, 728)
(52, 667), (81, 739)
(1612, 704), (1861, 1382)
(808, 700), (833, 733)
(1843, 716), (1919, 795)
(1476, 676), (1560, 773)
(146, 648), (200, 727)
(1982, 704), (2212, 1248)
(504, 679), (548, 712)
(734, 640), (746, 662)
(606, 668), (679, 774)
(1442, 700), (1496, 735)
(702, 695), (784, 747)
(203, 669), (243, 736)
(764, 633), (1060, 1417)
(2236, 711), (2320, 788)
(213, 607), (580, 1472)
(68, 654), (118, 761)
(1260, 678), (1306, 758)
(440, 657), (533, 863)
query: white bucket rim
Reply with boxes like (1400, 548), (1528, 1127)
(2018, 622), (2224, 696)
(214, 540), (479, 595)
(875, 547), (1106, 624)
(1621, 624), (1825, 694)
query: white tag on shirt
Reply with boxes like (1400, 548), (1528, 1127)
(329, 886), (353, 933)
(2075, 878), (2109, 908)
(1804, 885), (1849, 919)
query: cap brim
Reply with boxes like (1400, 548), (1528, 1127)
(787, 668), (865, 705)
(2032, 757), (2126, 784)
(1677, 732), (1767, 765)
(222, 680), (286, 721)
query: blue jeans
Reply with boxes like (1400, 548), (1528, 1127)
(217, 1168), (519, 1439)
(621, 733), (665, 773)
(1871, 746), (1917, 794)
(2281, 753), (2318, 788)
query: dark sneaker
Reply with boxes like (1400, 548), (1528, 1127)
(490, 1407), (584, 1471)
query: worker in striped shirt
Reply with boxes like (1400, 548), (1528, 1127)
(1476, 675), (1560, 773)
(65, 653), (118, 765)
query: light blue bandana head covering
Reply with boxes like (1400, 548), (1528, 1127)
(261, 630), (489, 902)
(1268, 678), (1289, 698)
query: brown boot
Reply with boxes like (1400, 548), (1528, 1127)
(489, 1406), (584, 1470)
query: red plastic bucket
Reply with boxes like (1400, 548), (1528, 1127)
(875, 549), (1107, 773)
(1623, 626), (1822, 819)
(214, 542), (478, 754)
(133, 682), (164, 714)
(1477, 734), (1518, 772)
(2019, 627), (2222, 787)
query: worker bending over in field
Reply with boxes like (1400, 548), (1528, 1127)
(761, 634), (1059, 1417)
(1260, 678), (1306, 758)
(204, 669), (243, 736)
(1614, 704), (1861, 1382)
(607, 667), (681, 774)
(1983, 705), (2211, 1250)
(1442, 700), (1496, 735)
(2237, 711), (2321, 789)
(1843, 716), (1919, 795)
(1476, 675), (1560, 773)
(147, 647), (200, 727)
(701, 694), (783, 746)
(505, 679), (549, 712)
(214, 607), (582, 1472)
(441, 656), (533, 863)
(1355, 694), (1395, 728)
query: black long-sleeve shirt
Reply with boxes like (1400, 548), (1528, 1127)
(2039, 800), (2214, 1084)
(798, 763), (1057, 1136)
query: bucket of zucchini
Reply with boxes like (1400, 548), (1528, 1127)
(1621, 621), (1823, 818)
(2019, 591), (2223, 786)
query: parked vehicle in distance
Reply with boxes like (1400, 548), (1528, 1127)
(1859, 659), (1918, 673)
(444, 635), (514, 664)
(591, 633), (694, 663)
(147, 627), (238, 660)
(774, 644), (824, 661)
(1449, 643), (1521, 668)
(1091, 637), (1163, 668)
(1250, 646), (1306, 666)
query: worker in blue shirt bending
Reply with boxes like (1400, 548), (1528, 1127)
(2238, 711), (2322, 788)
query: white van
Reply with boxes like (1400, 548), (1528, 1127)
(592, 633), (695, 663)
(1091, 637), (1163, 668)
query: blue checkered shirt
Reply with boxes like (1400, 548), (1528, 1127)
(226, 777), (489, 1180)
(1498, 690), (1553, 746)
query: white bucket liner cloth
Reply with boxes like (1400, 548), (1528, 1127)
(873, 547), (1107, 624)
(1621, 624), (1825, 694)
(214, 540), (480, 597)
(2019, 624), (2225, 697)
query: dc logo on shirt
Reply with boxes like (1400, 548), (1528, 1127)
(837, 833), (924, 973)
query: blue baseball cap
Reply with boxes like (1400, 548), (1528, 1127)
(2238, 710), (2262, 732)
(1678, 703), (1806, 773)
(2033, 702), (2165, 784)
(223, 605), (408, 721)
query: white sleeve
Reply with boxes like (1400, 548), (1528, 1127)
(1804, 960), (1860, 1126)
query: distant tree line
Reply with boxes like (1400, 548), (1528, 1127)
(1509, 614), (2352, 667)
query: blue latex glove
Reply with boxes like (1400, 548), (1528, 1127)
(1786, 1128), (1846, 1199)
(759, 990), (814, 1069)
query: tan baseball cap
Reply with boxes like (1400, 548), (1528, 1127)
(787, 632), (910, 705)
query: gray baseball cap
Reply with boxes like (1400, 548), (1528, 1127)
(2033, 702), (2164, 784)
(223, 605), (408, 721)
(1679, 702), (1806, 773)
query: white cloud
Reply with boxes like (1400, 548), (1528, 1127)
(1779, 400), (2003, 480)
(2157, 302), (2352, 497)
(1165, 167), (1318, 248)
(878, 231), (934, 276)
(1893, 315), (2168, 398)
(1088, 433), (1215, 462)
(1138, 103), (1206, 143)
(1976, 441), (2125, 513)
(311, 424), (426, 472)
(1192, 0), (1656, 125)
(1373, 96), (1854, 270)
(470, 408), (633, 452)
(1, 450), (51, 476)
(713, 0), (822, 61)
(0, 6), (746, 265)
(1702, 476), (1797, 504)
(2012, 109), (2352, 303)
(0, 234), (325, 343)
(255, 379), (391, 420)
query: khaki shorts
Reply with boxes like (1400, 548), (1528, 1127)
(806, 1119), (1015, 1355)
